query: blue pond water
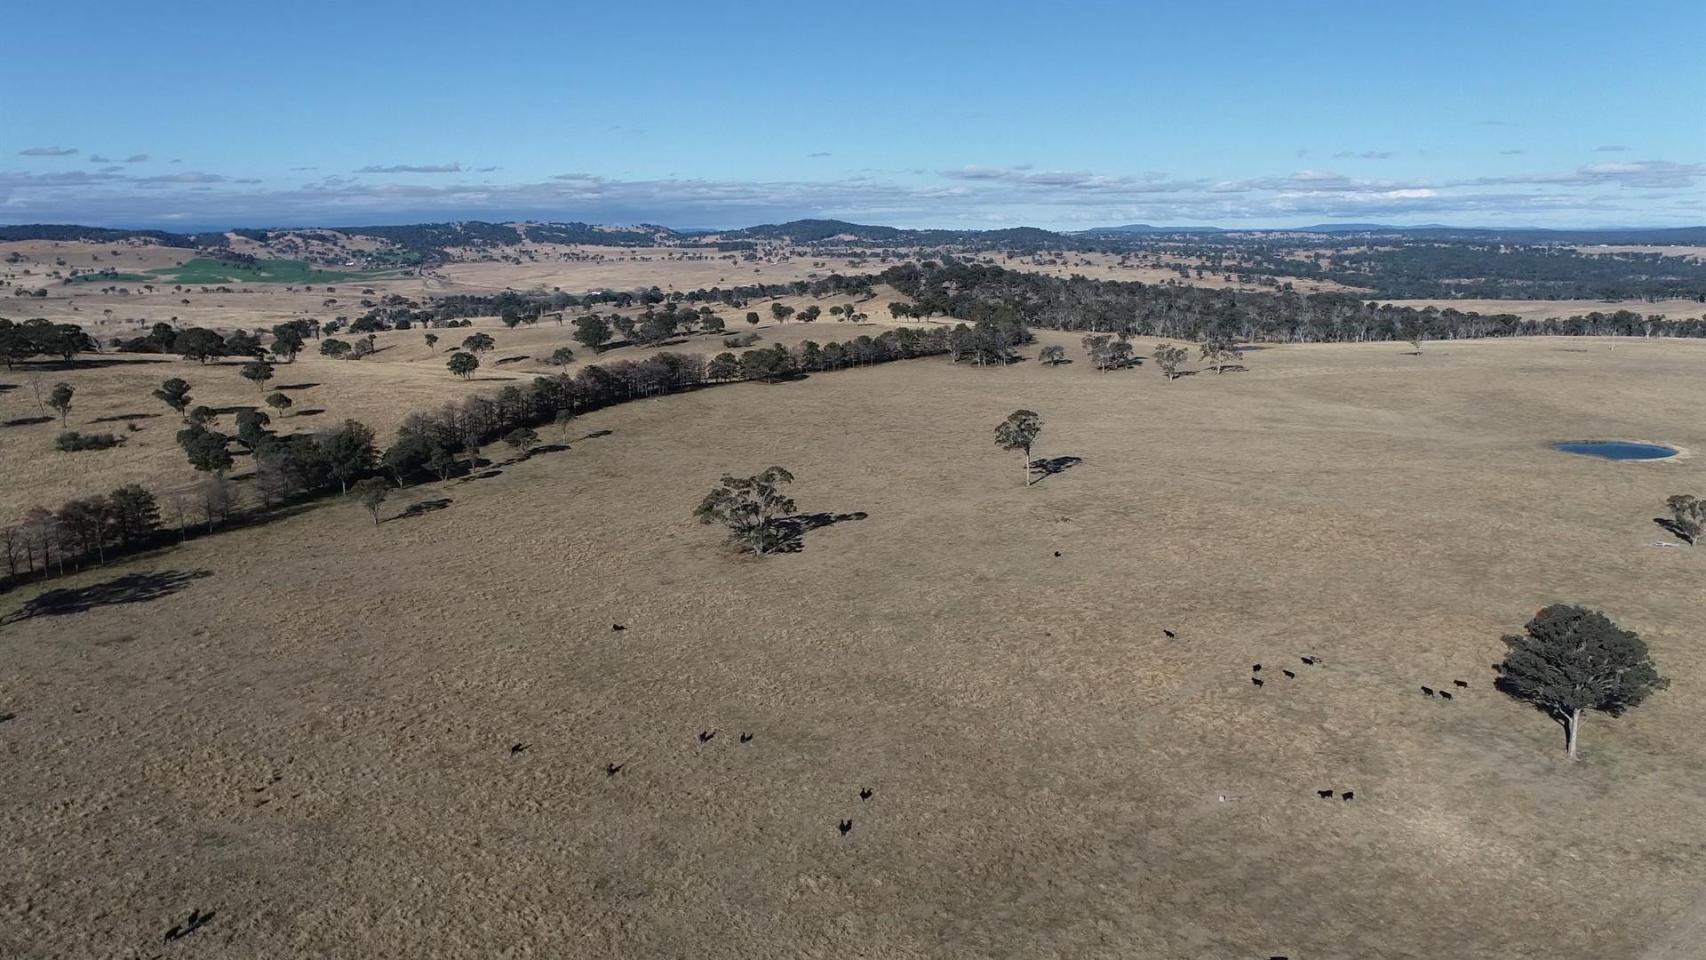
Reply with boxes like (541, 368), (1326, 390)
(1554, 441), (1677, 461)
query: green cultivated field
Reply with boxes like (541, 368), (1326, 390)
(147, 257), (407, 285)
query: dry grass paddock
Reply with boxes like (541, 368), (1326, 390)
(0, 294), (928, 518)
(3, 336), (1705, 959)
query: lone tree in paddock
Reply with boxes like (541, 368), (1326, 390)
(47, 382), (74, 427)
(447, 351), (480, 379)
(461, 332), (496, 358)
(1199, 338), (1242, 373)
(264, 391), (293, 417)
(1662, 494), (1703, 544)
(1038, 344), (1066, 366)
(153, 377), (193, 421)
(994, 409), (1043, 486)
(1153, 343), (1189, 380)
(352, 477), (390, 526)
(424, 332), (439, 354)
(695, 466), (798, 556)
(1497, 605), (1668, 761)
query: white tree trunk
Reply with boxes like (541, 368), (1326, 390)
(1566, 709), (1581, 761)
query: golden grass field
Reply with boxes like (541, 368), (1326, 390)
(3, 332), (1705, 959)
(0, 292), (930, 519)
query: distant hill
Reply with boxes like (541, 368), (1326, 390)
(7, 219), (1706, 262)
(718, 219), (1064, 248)
(1081, 224), (1227, 234)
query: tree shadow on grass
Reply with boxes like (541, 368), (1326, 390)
(390, 498), (452, 522)
(2, 416), (53, 428)
(273, 383), (320, 391)
(770, 511), (869, 553)
(89, 412), (161, 423)
(1653, 518), (1696, 544)
(1028, 456), (1084, 483)
(293, 408), (326, 418)
(2, 569), (211, 624)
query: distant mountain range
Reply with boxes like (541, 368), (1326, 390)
(5, 218), (1706, 254)
(1084, 222), (1706, 242)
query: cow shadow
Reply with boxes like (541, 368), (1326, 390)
(2, 569), (212, 624)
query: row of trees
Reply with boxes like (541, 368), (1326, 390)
(0, 318), (97, 368)
(882, 260), (1706, 344)
(1, 484), (165, 577)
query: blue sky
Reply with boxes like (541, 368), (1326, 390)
(3, 0), (1702, 229)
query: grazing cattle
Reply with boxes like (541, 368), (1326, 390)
(1342, 791), (1355, 801)
(1282, 669), (1297, 679)
(605, 763), (624, 777)
(1317, 789), (1334, 798)
(611, 624), (626, 632)
(698, 730), (716, 743)
(838, 819), (853, 836)
(509, 742), (529, 755)
(739, 732), (754, 743)
(1440, 691), (1453, 701)
(1163, 629), (1177, 639)
(859, 787), (874, 800)
(1252, 664), (1262, 672)
(1053, 551), (1061, 557)
(1300, 656), (1320, 666)
(1251, 677), (1264, 687)
(1454, 680), (1469, 688)
(1421, 686), (1435, 697)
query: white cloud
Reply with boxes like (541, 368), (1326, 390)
(354, 162), (463, 174)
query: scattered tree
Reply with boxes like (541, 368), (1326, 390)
(503, 426), (539, 457)
(1497, 605), (1668, 761)
(153, 377), (192, 420)
(573, 314), (613, 352)
(240, 360), (275, 393)
(1662, 494), (1703, 544)
(1199, 338), (1242, 373)
(994, 409), (1043, 486)
(447, 351), (480, 379)
(270, 324), (305, 362)
(264, 391), (293, 416)
(1153, 343), (1189, 380)
(461, 332), (496, 358)
(320, 419), (378, 493)
(694, 466), (798, 556)
(424, 332), (440, 353)
(1038, 344), (1066, 365)
(47, 382), (74, 426)
(352, 477), (390, 526)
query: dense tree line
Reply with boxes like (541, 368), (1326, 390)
(880, 260), (1706, 343)
(0, 318), (97, 367)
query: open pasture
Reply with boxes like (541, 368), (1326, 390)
(3, 337), (1705, 959)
